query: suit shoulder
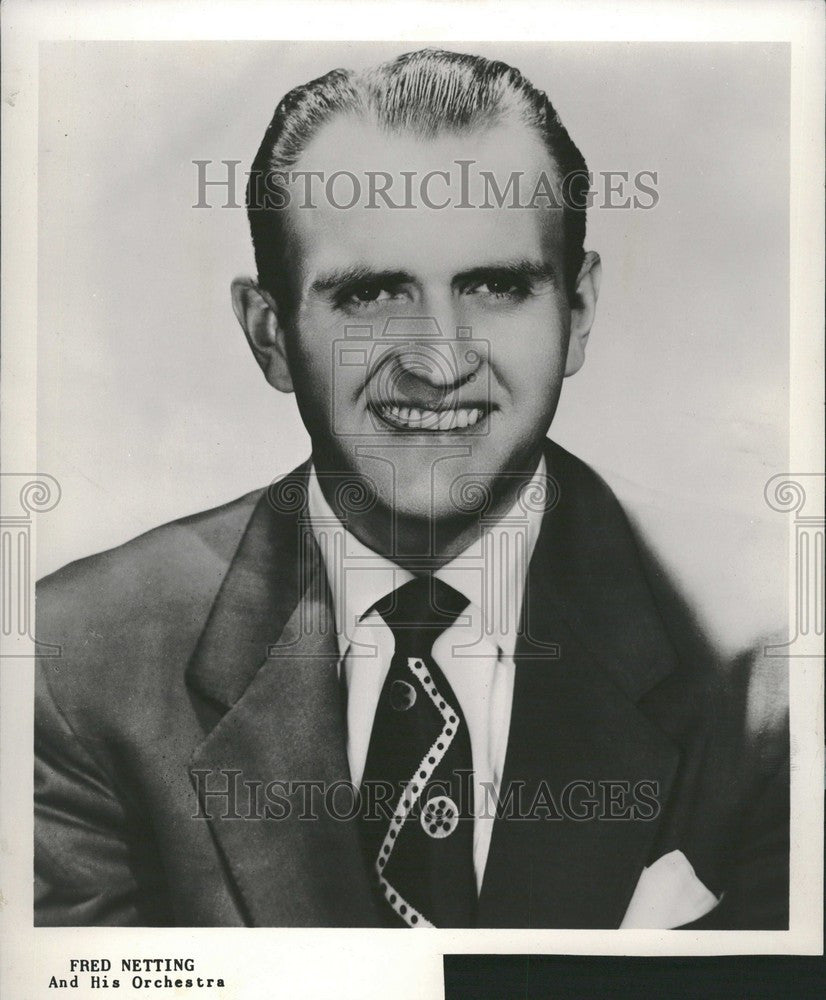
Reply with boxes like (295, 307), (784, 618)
(652, 631), (789, 780)
(543, 437), (631, 522)
(39, 488), (263, 597)
(721, 633), (789, 757)
(544, 436), (612, 486)
(36, 488), (264, 672)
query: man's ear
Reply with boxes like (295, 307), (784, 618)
(564, 250), (602, 377)
(230, 277), (294, 393)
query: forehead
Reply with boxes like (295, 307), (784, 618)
(283, 116), (565, 289)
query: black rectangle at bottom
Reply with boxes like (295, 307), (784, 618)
(443, 955), (825, 1000)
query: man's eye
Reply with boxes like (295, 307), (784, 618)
(338, 283), (396, 308)
(468, 277), (530, 301)
(351, 283), (385, 303)
(486, 277), (520, 297)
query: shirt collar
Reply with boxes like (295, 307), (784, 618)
(307, 455), (547, 661)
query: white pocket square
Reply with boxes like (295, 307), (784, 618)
(620, 850), (722, 929)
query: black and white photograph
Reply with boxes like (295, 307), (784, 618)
(1, 2), (823, 997)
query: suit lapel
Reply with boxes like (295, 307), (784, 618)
(478, 441), (681, 927)
(186, 466), (379, 926)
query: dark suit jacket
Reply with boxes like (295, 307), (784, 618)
(34, 439), (789, 927)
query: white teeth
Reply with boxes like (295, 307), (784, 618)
(378, 405), (486, 430)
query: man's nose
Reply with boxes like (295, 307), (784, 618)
(384, 317), (482, 396)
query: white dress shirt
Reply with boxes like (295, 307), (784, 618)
(307, 457), (546, 892)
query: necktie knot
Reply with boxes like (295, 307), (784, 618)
(373, 576), (468, 656)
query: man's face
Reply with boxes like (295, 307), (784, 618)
(253, 117), (597, 534)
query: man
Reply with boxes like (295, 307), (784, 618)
(35, 49), (788, 928)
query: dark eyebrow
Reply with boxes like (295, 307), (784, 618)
(451, 259), (557, 289)
(309, 258), (558, 297)
(310, 266), (414, 295)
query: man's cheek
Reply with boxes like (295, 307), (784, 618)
(291, 345), (334, 405)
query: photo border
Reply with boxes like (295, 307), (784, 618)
(2, 3), (823, 998)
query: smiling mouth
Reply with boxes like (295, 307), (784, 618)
(371, 402), (491, 432)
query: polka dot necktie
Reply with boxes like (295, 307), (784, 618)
(358, 576), (477, 928)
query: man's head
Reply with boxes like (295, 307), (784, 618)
(232, 48), (601, 557)
(246, 49), (591, 316)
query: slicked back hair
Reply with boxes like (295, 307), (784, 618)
(247, 48), (590, 316)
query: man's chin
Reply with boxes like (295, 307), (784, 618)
(315, 436), (540, 525)
(384, 472), (508, 529)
